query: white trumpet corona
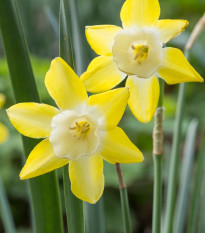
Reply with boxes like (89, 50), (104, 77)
(49, 106), (103, 160)
(112, 28), (163, 78)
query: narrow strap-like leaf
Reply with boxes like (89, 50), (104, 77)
(63, 0), (85, 75)
(187, 134), (205, 233)
(0, 0), (64, 232)
(84, 198), (105, 233)
(59, 1), (85, 232)
(174, 119), (198, 233)
(0, 173), (16, 233)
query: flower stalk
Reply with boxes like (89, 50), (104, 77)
(152, 79), (164, 233)
(115, 163), (131, 233)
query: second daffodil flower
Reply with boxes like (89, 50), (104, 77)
(7, 57), (143, 204)
(81, 0), (203, 123)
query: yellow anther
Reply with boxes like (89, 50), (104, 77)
(131, 44), (149, 64)
(69, 121), (90, 139)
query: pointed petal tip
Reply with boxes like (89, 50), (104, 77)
(198, 76), (204, 83)
(19, 171), (27, 180)
(182, 19), (189, 31)
(185, 20), (189, 26)
(120, 86), (130, 96)
(139, 153), (144, 162)
(133, 150), (144, 163)
(20, 167), (30, 180)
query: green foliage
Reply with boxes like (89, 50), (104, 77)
(0, 0), (205, 232)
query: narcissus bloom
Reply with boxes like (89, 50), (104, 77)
(81, 0), (203, 123)
(7, 57), (143, 203)
(0, 94), (8, 144)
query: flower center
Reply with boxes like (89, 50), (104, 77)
(131, 44), (149, 64)
(69, 121), (90, 139)
(49, 110), (101, 160)
(112, 28), (163, 78)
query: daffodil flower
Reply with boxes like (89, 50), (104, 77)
(7, 57), (143, 203)
(0, 94), (8, 143)
(81, 0), (203, 123)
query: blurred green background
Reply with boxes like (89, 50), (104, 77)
(0, 0), (204, 232)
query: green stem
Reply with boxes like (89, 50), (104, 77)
(59, 1), (85, 232)
(0, 173), (16, 233)
(152, 79), (164, 233)
(152, 156), (162, 233)
(164, 82), (186, 233)
(0, 0), (64, 232)
(115, 163), (131, 233)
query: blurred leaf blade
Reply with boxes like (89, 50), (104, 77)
(84, 198), (105, 233)
(0, 172), (16, 233)
(63, 0), (85, 75)
(199, 174), (205, 233)
(174, 119), (198, 233)
(187, 132), (205, 233)
(44, 6), (59, 39)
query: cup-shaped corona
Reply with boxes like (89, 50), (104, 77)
(50, 109), (101, 160)
(112, 28), (163, 78)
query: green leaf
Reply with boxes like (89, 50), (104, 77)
(187, 132), (205, 233)
(0, 172), (16, 233)
(174, 119), (198, 233)
(59, 1), (85, 233)
(0, 0), (64, 232)
(84, 198), (105, 233)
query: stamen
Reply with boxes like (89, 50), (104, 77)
(131, 44), (149, 64)
(69, 121), (90, 139)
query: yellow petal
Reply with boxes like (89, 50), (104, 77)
(126, 76), (160, 123)
(120, 0), (160, 28)
(156, 19), (188, 44)
(158, 48), (204, 84)
(88, 88), (129, 128)
(20, 139), (69, 179)
(0, 94), (5, 109)
(7, 103), (59, 138)
(45, 57), (88, 110)
(85, 25), (122, 56)
(0, 122), (9, 144)
(69, 154), (104, 204)
(80, 56), (126, 93)
(100, 127), (143, 164)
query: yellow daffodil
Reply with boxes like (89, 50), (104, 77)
(81, 0), (203, 123)
(0, 94), (8, 143)
(7, 57), (143, 204)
